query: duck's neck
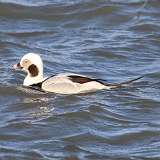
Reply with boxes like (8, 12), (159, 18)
(23, 73), (44, 86)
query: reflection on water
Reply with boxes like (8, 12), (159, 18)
(0, 0), (160, 159)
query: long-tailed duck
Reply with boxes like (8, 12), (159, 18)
(13, 53), (142, 94)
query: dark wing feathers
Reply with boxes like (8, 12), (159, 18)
(68, 75), (143, 87)
(68, 75), (105, 84)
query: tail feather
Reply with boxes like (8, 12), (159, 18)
(105, 76), (144, 89)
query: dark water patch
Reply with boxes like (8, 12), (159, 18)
(0, 1), (118, 21)
(8, 30), (54, 38)
(0, 0), (160, 159)
(130, 22), (160, 33)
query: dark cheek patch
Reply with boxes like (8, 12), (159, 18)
(28, 64), (39, 77)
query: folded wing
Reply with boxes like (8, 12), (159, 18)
(41, 73), (107, 94)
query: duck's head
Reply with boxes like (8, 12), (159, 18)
(13, 53), (44, 86)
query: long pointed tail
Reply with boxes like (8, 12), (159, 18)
(105, 76), (144, 89)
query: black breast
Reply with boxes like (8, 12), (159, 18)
(68, 75), (104, 84)
(30, 82), (43, 91)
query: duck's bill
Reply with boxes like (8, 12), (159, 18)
(13, 62), (23, 70)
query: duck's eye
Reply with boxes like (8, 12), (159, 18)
(24, 59), (28, 63)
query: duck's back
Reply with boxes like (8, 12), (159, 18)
(41, 73), (107, 94)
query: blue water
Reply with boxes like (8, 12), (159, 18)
(0, 0), (160, 159)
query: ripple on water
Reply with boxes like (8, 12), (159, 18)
(0, 0), (160, 159)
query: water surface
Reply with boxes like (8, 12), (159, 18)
(0, 0), (160, 159)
